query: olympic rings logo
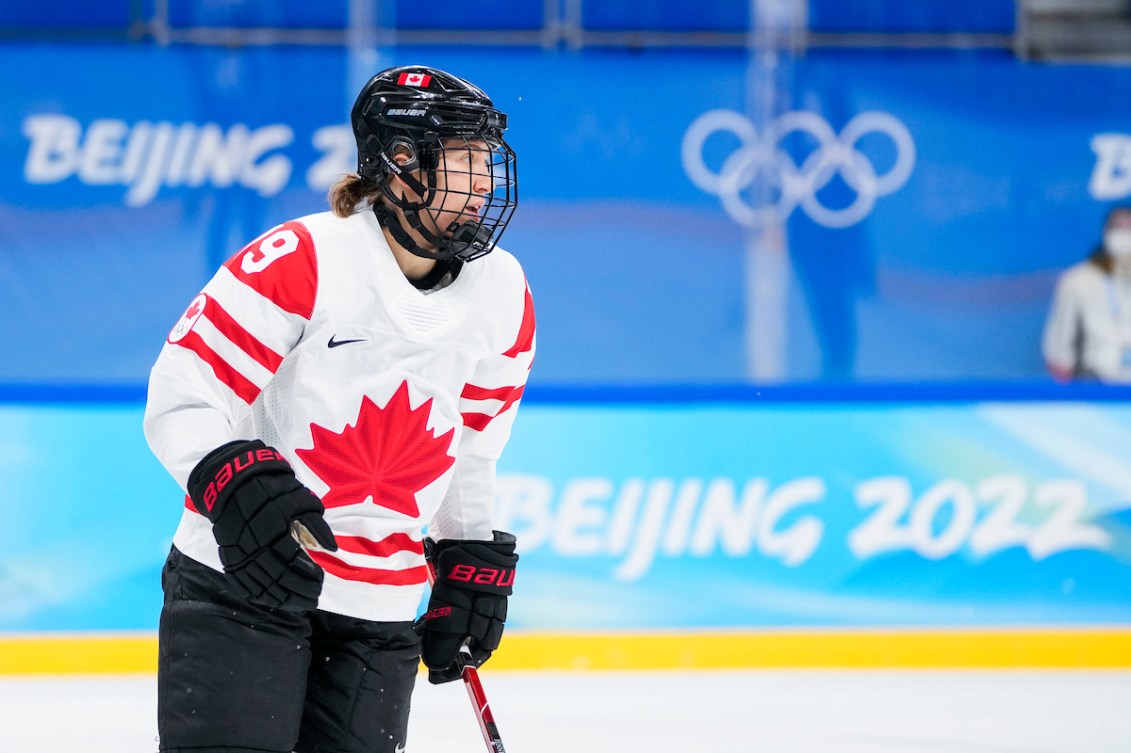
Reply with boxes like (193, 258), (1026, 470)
(682, 109), (916, 229)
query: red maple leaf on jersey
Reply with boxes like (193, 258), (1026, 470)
(295, 382), (456, 517)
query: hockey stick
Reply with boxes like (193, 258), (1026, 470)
(425, 560), (508, 753)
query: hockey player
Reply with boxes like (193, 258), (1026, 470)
(143, 65), (534, 753)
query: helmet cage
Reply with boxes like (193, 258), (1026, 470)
(354, 86), (517, 263)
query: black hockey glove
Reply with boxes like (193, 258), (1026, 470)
(187, 439), (338, 612)
(417, 531), (518, 684)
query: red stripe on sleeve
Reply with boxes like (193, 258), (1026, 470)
(335, 534), (425, 558)
(460, 383), (525, 431)
(203, 296), (284, 373)
(224, 220), (318, 319)
(460, 384), (515, 401)
(502, 284), (535, 358)
(308, 550), (429, 586)
(461, 412), (493, 432)
(173, 330), (261, 404)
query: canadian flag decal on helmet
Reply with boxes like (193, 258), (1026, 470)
(397, 72), (432, 87)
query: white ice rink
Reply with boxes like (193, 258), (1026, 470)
(3, 670), (1129, 753)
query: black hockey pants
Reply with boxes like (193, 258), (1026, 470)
(157, 546), (420, 753)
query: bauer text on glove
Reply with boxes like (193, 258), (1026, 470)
(187, 439), (338, 611)
(418, 531), (517, 684)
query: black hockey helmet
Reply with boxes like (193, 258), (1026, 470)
(351, 65), (518, 262)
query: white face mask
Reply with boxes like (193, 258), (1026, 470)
(1105, 228), (1131, 258)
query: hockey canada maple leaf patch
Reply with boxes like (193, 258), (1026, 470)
(295, 382), (455, 517)
(168, 293), (207, 344)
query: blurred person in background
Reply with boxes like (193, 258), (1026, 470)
(1043, 205), (1131, 383)
(143, 65), (533, 753)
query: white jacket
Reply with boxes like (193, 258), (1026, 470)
(144, 209), (535, 620)
(1042, 260), (1131, 383)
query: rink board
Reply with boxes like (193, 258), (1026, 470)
(1, 398), (1130, 671)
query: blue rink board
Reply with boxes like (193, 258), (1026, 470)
(1, 398), (1129, 632)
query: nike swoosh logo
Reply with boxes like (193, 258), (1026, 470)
(328, 335), (367, 348)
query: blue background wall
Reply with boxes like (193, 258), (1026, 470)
(5, 42), (1131, 386)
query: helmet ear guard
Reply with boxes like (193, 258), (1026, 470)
(350, 65), (518, 263)
(379, 137), (434, 209)
(380, 137), (421, 175)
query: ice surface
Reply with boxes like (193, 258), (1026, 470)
(2, 670), (1129, 753)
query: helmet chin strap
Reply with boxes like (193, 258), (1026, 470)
(445, 221), (495, 261)
(373, 203), (456, 261)
(374, 164), (456, 261)
(374, 204), (494, 263)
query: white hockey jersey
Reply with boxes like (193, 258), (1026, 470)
(144, 208), (536, 621)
